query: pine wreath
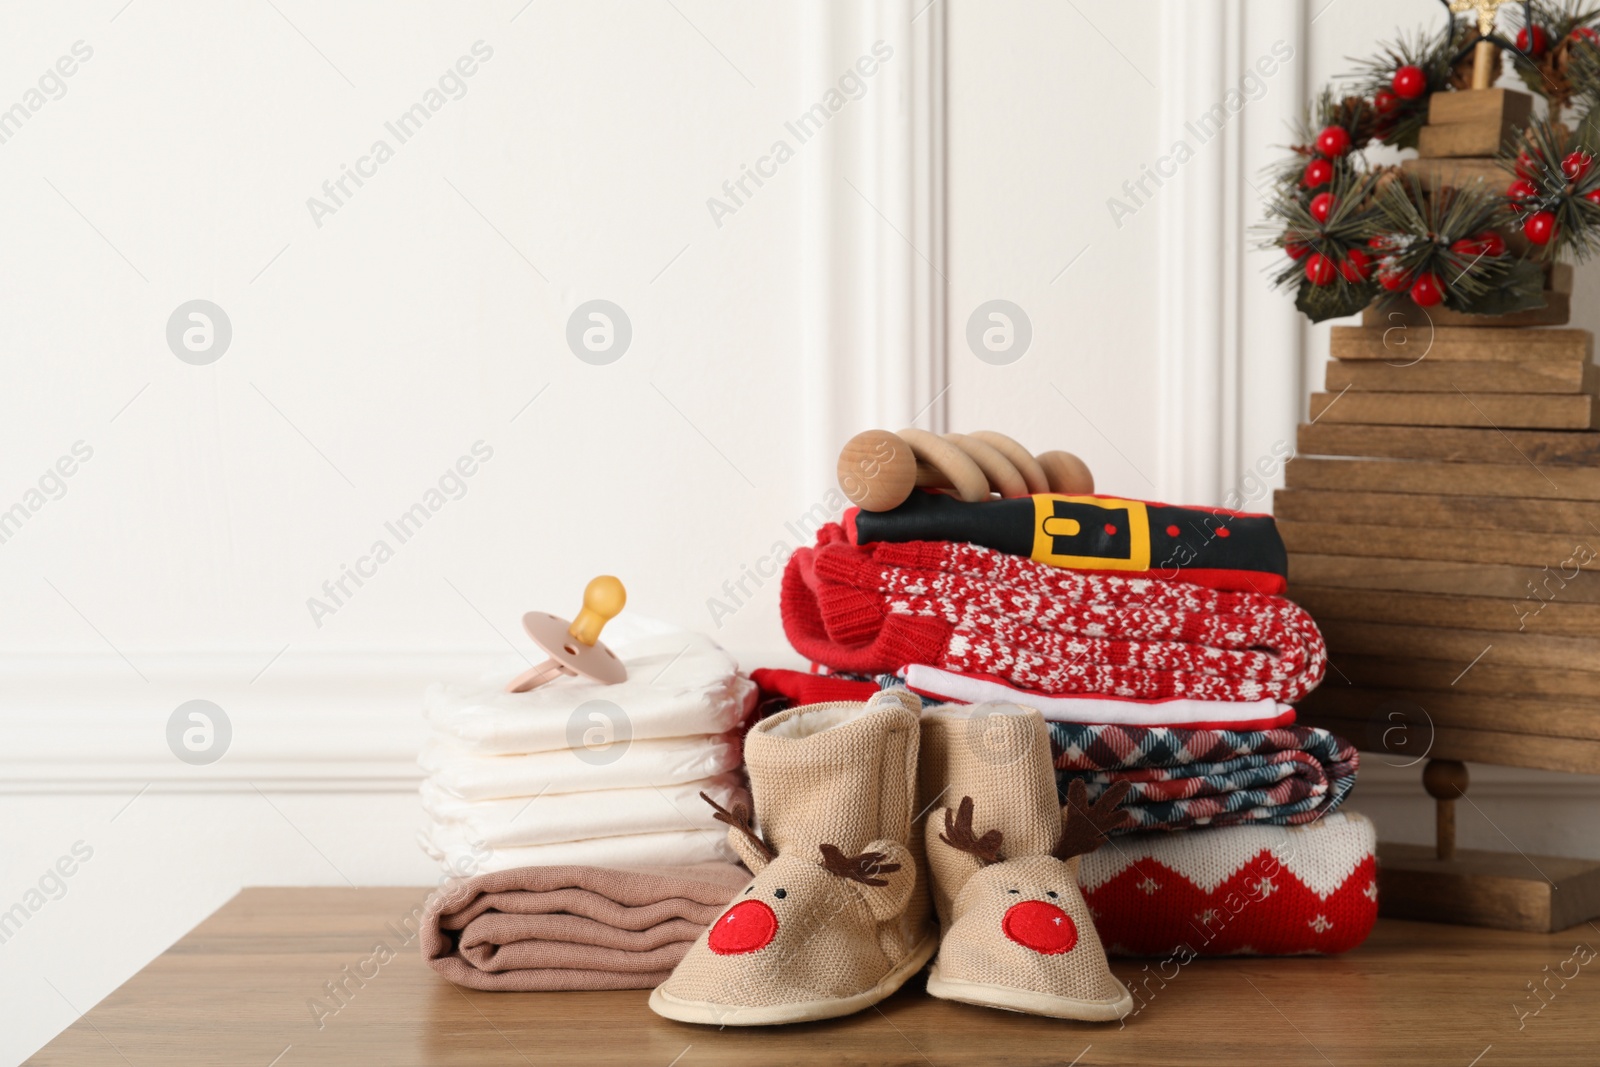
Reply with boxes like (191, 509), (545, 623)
(1263, 3), (1600, 322)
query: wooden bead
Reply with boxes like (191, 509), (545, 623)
(969, 431), (1051, 494)
(838, 430), (1096, 511)
(837, 430), (917, 511)
(944, 433), (1028, 498)
(898, 428), (991, 502)
(1423, 759), (1469, 801)
(1037, 450), (1095, 495)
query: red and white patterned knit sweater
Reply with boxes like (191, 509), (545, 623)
(782, 524), (1327, 704)
(1078, 811), (1377, 956)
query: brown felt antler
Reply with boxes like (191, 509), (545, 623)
(701, 792), (775, 863)
(1054, 779), (1133, 861)
(818, 844), (900, 887)
(939, 796), (1004, 865)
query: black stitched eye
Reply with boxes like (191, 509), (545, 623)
(743, 886), (753, 895)
(1047, 890), (1059, 899)
(1007, 888), (1019, 894)
(774, 888), (787, 899)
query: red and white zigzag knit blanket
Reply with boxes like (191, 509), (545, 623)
(1078, 812), (1377, 957)
(782, 525), (1327, 704)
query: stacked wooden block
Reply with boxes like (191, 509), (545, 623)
(1281, 83), (1600, 933)
(1402, 86), (1528, 189)
(1416, 86), (1530, 160)
(1280, 83), (1600, 778)
(1280, 320), (1600, 775)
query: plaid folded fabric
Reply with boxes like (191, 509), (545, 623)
(1050, 723), (1358, 833)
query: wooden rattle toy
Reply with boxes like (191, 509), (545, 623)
(505, 575), (629, 693)
(836, 429), (1094, 512)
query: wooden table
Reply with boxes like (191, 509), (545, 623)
(29, 887), (1600, 1066)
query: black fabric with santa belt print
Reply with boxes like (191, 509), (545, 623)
(845, 491), (1289, 594)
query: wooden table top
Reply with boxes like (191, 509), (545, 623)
(29, 887), (1600, 1066)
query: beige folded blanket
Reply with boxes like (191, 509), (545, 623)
(421, 862), (748, 991)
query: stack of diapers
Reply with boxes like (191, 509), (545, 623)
(419, 618), (757, 874)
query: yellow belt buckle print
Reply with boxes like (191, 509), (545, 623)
(1030, 495), (1152, 571)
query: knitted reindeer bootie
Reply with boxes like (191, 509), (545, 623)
(649, 689), (937, 1026)
(919, 703), (1134, 1021)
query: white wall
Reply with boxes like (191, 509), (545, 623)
(0, 1), (824, 1059)
(943, 1), (1162, 490)
(3, 2), (1598, 1063)
(0, 0), (816, 665)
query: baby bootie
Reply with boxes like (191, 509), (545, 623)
(649, 689), (937, 1025)
(919, 703), (1133, 1021)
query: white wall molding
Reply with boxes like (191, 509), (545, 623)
(799, 0), (948, 497)
(1158, 0), (1228, 505)
(1, 765), (423, 794)
(0, 651), (495, 792)
(1158, 0), (1307, 505)
(1237, 0), (1310, 490)
(10, 651), (1599, 807)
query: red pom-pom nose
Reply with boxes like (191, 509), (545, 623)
(1002, 899), (1079, 955)
(708, 899), (778, 955)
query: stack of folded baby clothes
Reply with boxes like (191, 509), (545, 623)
(419, 618), (758, 875)
(766, 488), (1373, 956)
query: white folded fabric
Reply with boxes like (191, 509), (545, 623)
(422, 826), (741, 875)
(419, 731), (743, 801)
(421, 772), (748, 850)
(903, 664), (1296, 729)
(424, 628), (757, 756)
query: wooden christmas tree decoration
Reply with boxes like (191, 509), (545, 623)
(1278, 18), (1600, 930)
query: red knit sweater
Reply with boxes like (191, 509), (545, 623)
(781, 525), (1326, 704)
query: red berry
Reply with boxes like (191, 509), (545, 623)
(1450, 231), (1504, 258)
(1373, 89), (1399, 114)
(1563, 151), (1594, 180)
(1339, 247), (1372, 281)
(1392, 65), (1427, 99)
(1572, 26), (1599, 46)
(1367, 234), (1391, 249)
(1516, 151), (1538, 179)
(1309, 191), (1336, 223)
(1410, 272), (1445, 307)
(1517, 25), (1549, 57)
(1315, 125), (1352, 157)
(1305, 253), (1336, 285)
(1378, 263), (1411, 292)
(1524, 210), (1558, 244)
(1286, 242), (1310, 260)
(1585, 189), (1600, 205)
(1304, 158), (1334, 188)
(1507, 177), (1539, 211)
